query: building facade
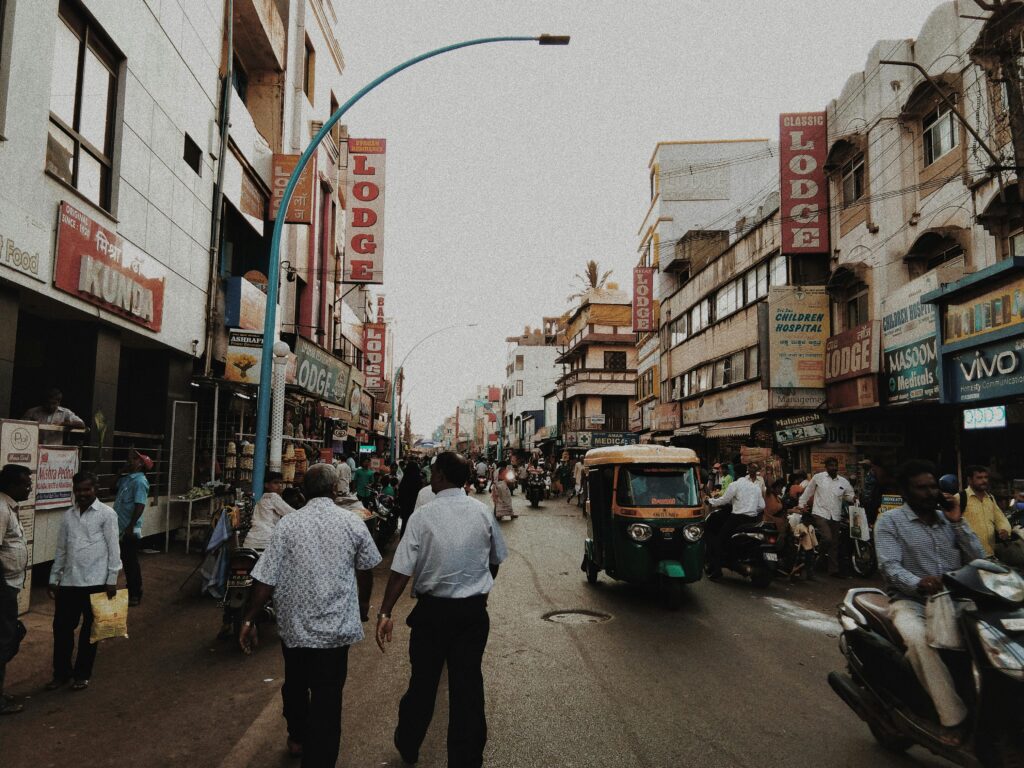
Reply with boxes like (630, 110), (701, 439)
(501, 320), (560, 452)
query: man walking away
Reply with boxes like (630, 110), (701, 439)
(377, 452), (508, 768)
(240, 464), (381, 767)
(0, 464), (32, 714)
(353, 456), (375, 508)
(46, 472), (121, 691)
(961, 465), (1011, 558)
(875, 460), (984, 745)
(336, 456), (353, 496)
(799, 457), (855, 578)
(706, 463), (765, 580)
(114, 451), (151, 606)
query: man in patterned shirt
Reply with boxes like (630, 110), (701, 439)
(875, 459), (984, 745)
(240, 463), (382, 766)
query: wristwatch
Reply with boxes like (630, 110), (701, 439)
(377, 611), (391, 620)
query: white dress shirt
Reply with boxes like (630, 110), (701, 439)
(245, 492), (296, 550)
(336, 461), (353, 495)
(708, 475), (765, 516)
(49, 499), (121, 587)
(0, 492), (28, 589)
(392, 488), (508, 598)
(800, 471), (855, 521)
(414, 485), (436, 510)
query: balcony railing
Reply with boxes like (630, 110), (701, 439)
(559, 368), (636, 388)
(562, 416), (632, 432)
(558, 327), (637, 360)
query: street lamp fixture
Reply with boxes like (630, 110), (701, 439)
(249, 36), (569, 497)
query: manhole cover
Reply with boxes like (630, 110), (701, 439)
(543, 609), (611, 625)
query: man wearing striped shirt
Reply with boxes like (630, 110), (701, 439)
(875, 459), (984, 744)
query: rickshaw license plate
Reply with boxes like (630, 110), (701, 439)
(1002, 618), (1024, 632)
(763, 552), (778, 562)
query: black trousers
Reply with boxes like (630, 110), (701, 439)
(0, 584), (20, 693)
(707, 512), (758, 576)
(396, 595), (490, 768)
(280, 643), (350, 768)
(53, 585), (105, 681)
(119, 535), (142, 599)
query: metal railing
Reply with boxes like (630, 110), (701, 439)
(560, 368), (636, 387)
(43, 430), (167, 502)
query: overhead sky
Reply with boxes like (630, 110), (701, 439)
(338, 0), (952, 436)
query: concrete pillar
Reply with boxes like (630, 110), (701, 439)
(0, 288), (17, 418)
(92, 327), (121, 442)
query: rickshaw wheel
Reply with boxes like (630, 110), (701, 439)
(584, 555), (599, 584)
(661, 576), (683, 609)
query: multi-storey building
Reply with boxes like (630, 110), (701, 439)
(501, 319), (560, 453)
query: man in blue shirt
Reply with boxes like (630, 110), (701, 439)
(114, 451), (151, 607)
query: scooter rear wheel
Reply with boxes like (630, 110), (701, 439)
(584, 556), (599, 585)
(868, 720), (912, 754)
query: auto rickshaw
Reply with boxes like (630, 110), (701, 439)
(580, 445), (705, 608)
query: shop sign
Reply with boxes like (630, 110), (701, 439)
(769, 388), (826, 409)
(36, 446), (79, 511)
(683, 383), (769, 424)
(343, 138), (386, 285)
(225, 276), (268, 330)
(826, 376), (879, 412)
(293, 337), (350, 404)
(54, 202), (166, 332)
(942, 274), (1024, 346)
(564, 432), (577, 447)
(947, 336), (1024, 403)
(576, 432), (593, 449)
(882, 273), (939, 405)
(375, 294), (386, 323)
(0, 219), (44, 282)
(852, 422), (905, 447)
(964, 405), (1007, 430)
(767, 286), (829, 389)
(810, 447), (857, 476)
(633, 266), (655, 332)
(779, 112), (829, 255)
(587, 414), (606, 426)
(825, 322), (880, 384)
(270, 154), (316, 224)
(363, 322), (386, 392)
(879, 494), (904, 517)
(653, 403), (680, 432)
(591, 432), (640, 448)
(358, 391), (373, 430)
(774, 413), (826, 446)
(225, 330), (263, 383)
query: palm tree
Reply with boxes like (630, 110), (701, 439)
(567, 260), (613, 303)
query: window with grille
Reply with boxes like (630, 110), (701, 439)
(515, 380), (523, 396)
(604, 351), (627, 370)
(46, 0), (121, 210)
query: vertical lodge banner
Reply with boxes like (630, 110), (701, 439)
(632, 266), (655, 332)
(767, 286), (829, 389)
(344, 138), (386, 284)
(363, 323), (387, 392)
(779, 112), (829, 255)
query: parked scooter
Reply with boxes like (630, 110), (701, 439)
(364, 487), (398, 546)
(223, 547), (273, 645)
(473, 474), (489, 494)
(526, 473), (546, 508)
(704, 506), (782, 587)
(830, 559), (1024, 765)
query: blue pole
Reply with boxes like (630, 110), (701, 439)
(250, 35), (554, 498)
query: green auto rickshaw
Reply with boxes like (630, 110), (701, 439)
(580, 445), (705, 608)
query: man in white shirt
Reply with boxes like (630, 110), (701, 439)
(376, 452), (508, 768)
(799, 457), (856, 578)
(46, 472), (121, 691)
(335, 457), (353, 496)
(414, 484), (436, 510)
(245, 472), (295, 551)
(0, 464), (32, 714)
(706, 462), (766, 580)
(22, 388), (86, 428)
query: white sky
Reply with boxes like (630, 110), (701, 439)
(338, 1), (951, 435)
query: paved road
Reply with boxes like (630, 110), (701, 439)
(2, 492), (951, 767)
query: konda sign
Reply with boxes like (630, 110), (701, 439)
(633, 267), (655, 332)
(779, 112), (829, 255)
(344, 138), (386, 285)
(363, 322), (386, 392)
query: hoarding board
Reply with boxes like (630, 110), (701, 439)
(632, 266), (655, 332)
(343, 138), (386, 284)
(767, 286), (829, 389)
(882, 273), (939, 404)
(779, 112), (829, 255)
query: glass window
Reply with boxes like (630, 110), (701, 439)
(841, 158), (865, 206)
(731, 351), (745, 382)
(303, 37), (316, 103)
(232, 55), (249, 104)
(845, 284), (869, 330)
(604, 351), (627, 370)
(747, 346), (759, 378)
(681, 373), (690, 399)
(515, 380), (523, 396)
(46, 2), (120, 210)
(713, 358), (730, 388)
(515, 354), (524, 370)
(923, 104), (958, 166)
(690, 299), (710, 334)
(696, 365), (711, 392)
(769, 254), (788, 287)
(670, 315), (687, 346)
(1010, 231), (1024, 258)
(616, 465), (700, 508)
(715, 279), (740, 320)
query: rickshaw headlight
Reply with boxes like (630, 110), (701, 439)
(627, 523), (653, 542)
(683, 524), (703, 543)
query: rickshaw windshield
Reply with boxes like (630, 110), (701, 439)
(616, 465), (699, 508)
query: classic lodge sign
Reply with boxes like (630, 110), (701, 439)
(54, 202), (166, 332)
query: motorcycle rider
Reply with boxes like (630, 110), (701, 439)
(874, 459), (985, 745)
(706, 463), (765, 581)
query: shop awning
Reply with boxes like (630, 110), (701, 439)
(704, 418), (762, 439)
(673, 425), (703, 437)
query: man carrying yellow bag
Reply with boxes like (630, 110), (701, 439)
(46, 471), (122, 692)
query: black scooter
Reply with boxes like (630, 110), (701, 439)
(473, 474), (489, 494)
(830, 559), (1024, 766)
(705, 506), (782, 588)
(222, 547), (274, 646)
(526, 474), (546, 508)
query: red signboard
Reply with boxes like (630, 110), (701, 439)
(343, 138), (386, 285)
(825, 321), (881, 384)
(826, 376), (879, 412)
(779, 112), (829, 255)
(633, 266), (655, 332)
(54, 202), (166, 332)
(270, 154), (316, 225)
(363, 322), (386, 392)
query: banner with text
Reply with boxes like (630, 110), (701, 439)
(343, 138), (386, 284)
(767, 286), (829, 389)
(270, 154), (316, 225)
(779, 112), (829, 255)
(881, 272), (940, 405)
(363, 322), (387, 392)
(632, 266), (655, 332)
(36, 446), (79, 511)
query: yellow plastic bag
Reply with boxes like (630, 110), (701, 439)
(89, 589), (129, 643)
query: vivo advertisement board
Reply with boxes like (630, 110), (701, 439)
(945, 336), (1024, 403)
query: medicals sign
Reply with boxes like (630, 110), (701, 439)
(344, 138), (386, 284)
(779, 112), (829, 255)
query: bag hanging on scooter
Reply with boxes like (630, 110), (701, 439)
(847, 506), (869, 542)
(925, 591), (963, 650)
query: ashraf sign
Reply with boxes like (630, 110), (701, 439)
(632, 267), (655, 332)
(54, 202), (166, 332)
(779, 112), (829, 255)
(344, 138), (386, 285)
(363, 323), (387, 392)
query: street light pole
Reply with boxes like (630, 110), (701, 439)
(250, 35), (569, 498)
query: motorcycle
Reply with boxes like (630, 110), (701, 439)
(705, 506), (782, 588)
(365, 488), (398, 546)
(526, 473), (546, 508)
(222, 547), (274, 646)
(830, 559), (1024, 766)
(473, 474), (489, 494)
